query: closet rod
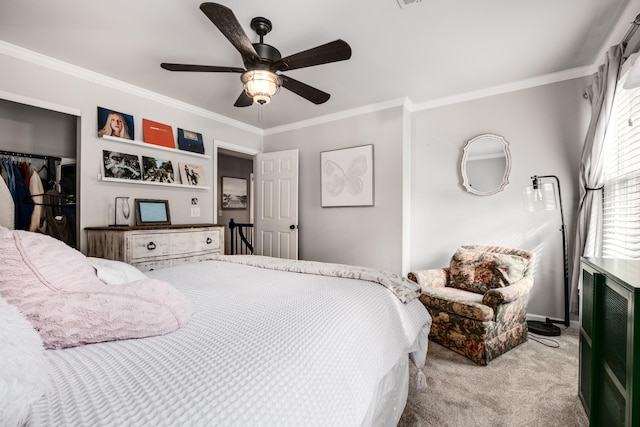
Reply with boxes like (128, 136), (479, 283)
(0, 150), (61, 162)
(622, 13), (640, 46)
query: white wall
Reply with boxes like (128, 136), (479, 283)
(264, 107), (405, 273)
(410, 77), (590, 322)
(0, 52), (263, 252)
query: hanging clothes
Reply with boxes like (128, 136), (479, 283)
(12, 161), (34, 231)
(21, 161), (30, 187)
(0, 175), (14, 229)
(0, 160), (8, 186)
(40, 189), (75, 247)
(2, 158), (15, 197)
(29, 166), (45, 232)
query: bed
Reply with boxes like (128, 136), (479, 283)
(0, 227), (431, 427)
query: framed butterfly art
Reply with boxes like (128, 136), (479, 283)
(320, 144), (374, 207)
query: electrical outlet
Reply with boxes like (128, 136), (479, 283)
(191, 206), (201, 218)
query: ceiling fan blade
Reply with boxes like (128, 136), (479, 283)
(280, 74), (330, 104)
(234, 91), (254, 107)
(161, 63), (245, 73)
(200, 3), (259, 64)
(272, 40), (352, 72)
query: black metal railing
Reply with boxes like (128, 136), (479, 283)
(229, 219), (254, 255)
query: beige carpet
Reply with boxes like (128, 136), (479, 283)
(399, 328), (589, 427)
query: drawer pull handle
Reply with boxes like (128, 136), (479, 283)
(206, 237), (212, 244)
(147, 242), (156, 250)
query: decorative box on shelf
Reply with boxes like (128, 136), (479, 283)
(86, 224), (224, 272)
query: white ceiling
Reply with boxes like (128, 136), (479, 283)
(0, 0), (636, 130)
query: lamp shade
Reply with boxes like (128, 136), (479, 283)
(241, 70), (281, 105)
(522, 181), (557, 212)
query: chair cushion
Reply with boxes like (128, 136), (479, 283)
(448, 247), (530, 294)
(419, 286), (494, 321)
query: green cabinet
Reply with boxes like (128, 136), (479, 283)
(580, 258), (640, 426)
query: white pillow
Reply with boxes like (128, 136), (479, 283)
(0, 296), (50, 427)
(88, 257), (148, 285)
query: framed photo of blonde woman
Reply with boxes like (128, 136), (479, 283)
(97, 107), (135, 140)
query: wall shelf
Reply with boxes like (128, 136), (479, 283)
(99, 135), (210, 159)
(99, 176), (210, 191)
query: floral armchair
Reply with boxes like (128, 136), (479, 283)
(408, 245), (535, 365)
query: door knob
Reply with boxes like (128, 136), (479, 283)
(289, 225), (295, 230)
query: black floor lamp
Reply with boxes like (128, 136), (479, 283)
(522, 175), (570, 336)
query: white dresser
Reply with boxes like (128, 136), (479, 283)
(86, 224), (224, 272)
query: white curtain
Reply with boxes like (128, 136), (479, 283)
(570, 44), (623, 313)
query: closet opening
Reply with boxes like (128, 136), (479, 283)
(0, 98), (79, 248)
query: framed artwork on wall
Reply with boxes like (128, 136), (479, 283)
(102, 150), (141, 180)
(142, 119), (175, 148)
(97, 107), (134, 140)
(222, 176), (248, 209)
(134, 199), (171, 225)
(320, 144), (374, 207)
(142, 156), (175, 183)
(177, 128), (205, 154)
(178, 162), (206, 186)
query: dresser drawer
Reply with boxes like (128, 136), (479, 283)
(170, 254), (215, 268)
(86, 225), (225, 270)
(193, 229), (221, 252)
(133, 259), (172, 272)
(170, 229), (221, 254)
(130, 233), (171, 261)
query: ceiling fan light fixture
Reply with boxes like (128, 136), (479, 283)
(242, 70), (281, 105)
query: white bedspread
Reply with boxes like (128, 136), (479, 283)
(29, 260), (431, 426)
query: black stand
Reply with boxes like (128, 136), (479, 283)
(527, 319), (561, 336)
(527, 175), (570, 336)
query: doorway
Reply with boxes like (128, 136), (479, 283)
(214, 142), (258, 255)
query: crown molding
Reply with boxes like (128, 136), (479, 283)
(264, 66), (596, 134)
(410, 65), (596, 112)
(263, 98), (407, 135)
(0, 41), (263, 136)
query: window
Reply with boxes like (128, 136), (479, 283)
(602, 81), (640, 259)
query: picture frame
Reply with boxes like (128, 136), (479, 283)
(178, 162), (206, 186)
(134, 199), (171, 225)
(142, 156), (175, 183)
(102, 150), (141, 180)
(320, 144), (374, 207)
(177, 128), (205, 154)
(142, 118), (175, 148)
(222, 176), (248, 209)
(97, 107), (134, 140)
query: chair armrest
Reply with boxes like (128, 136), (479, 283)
(407, 268), (449, 290)
(482, 277), (533, 308)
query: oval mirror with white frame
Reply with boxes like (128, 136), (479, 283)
(461, 134), (511, 196)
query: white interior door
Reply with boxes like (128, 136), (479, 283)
(254, 149), (299, 259)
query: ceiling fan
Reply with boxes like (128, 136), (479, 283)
(161, 2), (352, 107)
